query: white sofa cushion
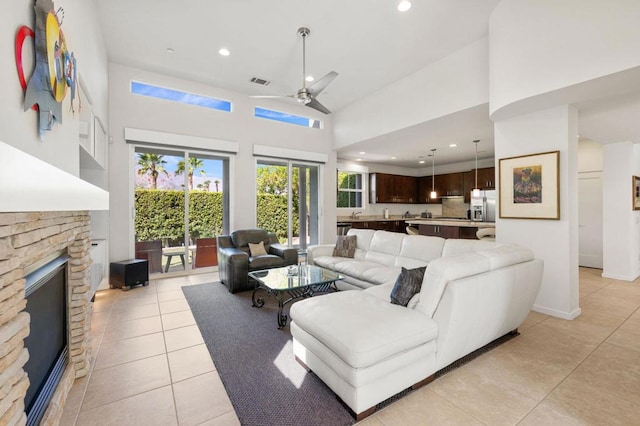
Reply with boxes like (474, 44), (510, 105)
(334, 260), (391, 282)
(417, 245), (535, 318)
(361, 266), (402, 285)
(395, 235), (445, 269)
(364, 231), (406, 266)
(441, 238), (500, 257)
(346, 228), (376, 252)
(290, 291), (438, 369)
(313, 255), (351, 270)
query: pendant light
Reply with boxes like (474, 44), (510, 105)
(472, 140), (481, 198)
(430, 148), (437, 199)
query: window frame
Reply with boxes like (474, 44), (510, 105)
(336, 169), (366, 210)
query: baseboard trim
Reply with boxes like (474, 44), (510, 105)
(533, 305), (581, 320)
(601, 271), (640, 281)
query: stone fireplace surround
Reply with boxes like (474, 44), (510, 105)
(0, 211), (93, 425)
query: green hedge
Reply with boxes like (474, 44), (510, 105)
(256, 193), (299, 242)
(135, 190), (223, 242)
(135, 189), (296, 243)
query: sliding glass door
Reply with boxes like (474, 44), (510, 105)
(256, 159), (319, 248)
(134, 146), (228, 276)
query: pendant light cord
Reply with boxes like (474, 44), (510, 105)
(474, 140), (478, 189)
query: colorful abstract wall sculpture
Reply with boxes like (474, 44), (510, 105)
(15, 0), (77, 139)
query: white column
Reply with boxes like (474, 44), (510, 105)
(602, 142), (640, 280)
(494, 105), (580, 319)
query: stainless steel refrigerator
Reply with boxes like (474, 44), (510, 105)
(470, 190), (496, 222)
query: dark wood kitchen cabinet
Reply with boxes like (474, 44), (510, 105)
(418, 224), (460, 239)
(463, 167), (496, 202)
(350, 220), (406, 233)
(434, 172), (464, 197)
(418, 176), (440, 204)
(370, 173), (417, 203)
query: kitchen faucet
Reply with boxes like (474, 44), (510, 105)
(351, 211), (362, 219)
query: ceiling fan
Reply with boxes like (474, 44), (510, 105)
(251, 27), (338, 114)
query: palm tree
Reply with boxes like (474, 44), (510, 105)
(137, 153), (168, 189)
(214, 179), (220, 192)
(197, 180), (211, 191)
(176, 157), (205, 190)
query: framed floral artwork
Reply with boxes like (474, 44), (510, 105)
(499, 151), (560, 220)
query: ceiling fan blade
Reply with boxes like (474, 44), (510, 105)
(306, 97), (331, 114)
(308, 71), (338, 97)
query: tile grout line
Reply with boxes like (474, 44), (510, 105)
(516, 300), (640, 423)
(71, 294), (118, 425)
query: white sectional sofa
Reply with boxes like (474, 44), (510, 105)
(291, 229), (543, 420)
(308, 228), (501, 290)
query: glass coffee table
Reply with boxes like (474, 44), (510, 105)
(249, 265), (343, 329)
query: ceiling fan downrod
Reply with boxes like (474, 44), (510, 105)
(297, 27), (311, 103)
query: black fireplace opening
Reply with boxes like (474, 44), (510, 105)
(23, 254), (69, 426)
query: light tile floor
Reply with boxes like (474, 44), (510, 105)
(61, 267), (640, 425)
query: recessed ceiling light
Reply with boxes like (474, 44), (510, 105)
(397, 1), (411, 12)
(166, 48), (175, 54)
(306, 75), (314, 82)
(356, 158), (362, 162)
(449, 144), (457, 147)
(391, 156), (397, 160)
(218, 48), (230, 56)
(419, 160), (425, 164)
(359, 151), (366, 155)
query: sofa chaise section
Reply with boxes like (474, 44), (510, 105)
(291, 242), (543, 420)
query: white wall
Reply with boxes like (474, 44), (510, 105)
(108, 64), (337, 261)
(494, 105), (580, 319)
(333, 37), (489, 148)
(578, 139), (603, 173)
(0, 0), (108, 176)
(490, 0), (640, 120)
(602, 142), (640, 280)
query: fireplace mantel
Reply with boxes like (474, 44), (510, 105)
(0, 141), (109, 212)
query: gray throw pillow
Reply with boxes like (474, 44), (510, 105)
(332, 235), (356, 258)
(390, 266), (426, 307)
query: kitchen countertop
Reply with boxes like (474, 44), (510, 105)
(337, 216), (420, 223)
(406, 219), (495, 228)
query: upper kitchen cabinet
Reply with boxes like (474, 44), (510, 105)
(370, 173), (417, 203)
(434, 172), (464, 198)
(463, 167), (496, 202)
(418, 175), (441, 204)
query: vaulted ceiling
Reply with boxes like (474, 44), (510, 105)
(96, 1), (640, 168)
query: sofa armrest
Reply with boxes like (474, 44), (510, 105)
(269, 244), (298, 265)
(307, 244), (336, 265)
(217, 235), (235, 249)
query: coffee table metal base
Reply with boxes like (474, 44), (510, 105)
(251, 282), (337, 329)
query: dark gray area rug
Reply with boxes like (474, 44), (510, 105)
(182, 282), (355, 426)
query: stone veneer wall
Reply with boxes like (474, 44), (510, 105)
(0, 211), (94, 426)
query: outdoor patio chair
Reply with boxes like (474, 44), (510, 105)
(134, 239), (163, 273)
(194, 237), (218, 268)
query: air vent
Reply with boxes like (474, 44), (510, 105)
(250, 77), (270, 86)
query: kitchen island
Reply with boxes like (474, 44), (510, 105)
(337, 216), (412, 233)
(336, 216), (495, 239)
(406, 219), (495, 239)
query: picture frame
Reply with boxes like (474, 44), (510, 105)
(633, 176), (640, 210)
(499, 150), (560, 220)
